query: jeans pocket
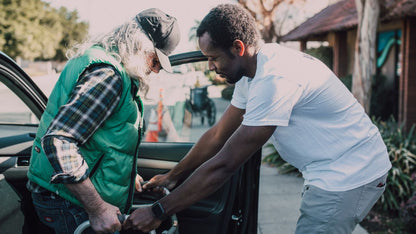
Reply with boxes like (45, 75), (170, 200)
(33, 203), (68, 233)
(355, 174), (388, 222)
(32, 193), (88, 234)
(300, 185), (340, 223)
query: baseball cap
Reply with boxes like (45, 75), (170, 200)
(136, 8), (180, 73)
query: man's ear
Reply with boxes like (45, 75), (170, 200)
(232, 40), (245, 57)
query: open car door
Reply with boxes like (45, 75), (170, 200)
(0, 51), (260, 234)
(0, 51), (49, 233)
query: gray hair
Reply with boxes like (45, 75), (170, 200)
(67, 17), (155, 94)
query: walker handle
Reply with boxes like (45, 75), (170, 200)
(73, 183), (174, 234)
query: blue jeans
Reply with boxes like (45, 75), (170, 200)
(296, 173), (388, 234)
(31, 192), (90, 234)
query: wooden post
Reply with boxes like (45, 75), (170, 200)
(399, 17), (416, 130)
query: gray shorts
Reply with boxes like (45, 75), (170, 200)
(295, 173), (388, 234)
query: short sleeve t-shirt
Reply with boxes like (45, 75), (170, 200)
(231, 43), (391, 191)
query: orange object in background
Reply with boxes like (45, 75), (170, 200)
(157, 89), (163, 133)
(145, 89), (164, 142)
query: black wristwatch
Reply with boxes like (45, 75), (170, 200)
(151, 201), (168, 221)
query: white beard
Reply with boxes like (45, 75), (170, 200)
(124, 52), (151, 81)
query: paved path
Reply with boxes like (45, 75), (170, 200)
(257, 164), (368, 234)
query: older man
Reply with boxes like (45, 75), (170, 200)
(27, 8), (180, 234)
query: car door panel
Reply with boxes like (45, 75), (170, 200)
(135, 142), (260, 234)
(136, 142), (236, 219)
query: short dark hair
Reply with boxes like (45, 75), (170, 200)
(197, 4), (260, 49)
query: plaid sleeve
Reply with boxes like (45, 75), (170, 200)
(42, 64), (123, 184)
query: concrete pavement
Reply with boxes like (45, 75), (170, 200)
(257, 164), (369, 234)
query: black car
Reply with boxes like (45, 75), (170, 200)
(0, 50), (261, 234)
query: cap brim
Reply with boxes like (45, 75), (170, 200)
(155, 48), (173, 73)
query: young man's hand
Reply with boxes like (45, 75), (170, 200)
(143, 173), (178, 191)
(123, 206), (162, 232)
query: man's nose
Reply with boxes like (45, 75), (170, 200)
(150, 60), (162, 73)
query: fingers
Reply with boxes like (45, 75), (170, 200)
(143, 183), (165, 195)
(122, 209), (142, 231)
(142, 178), (157, 190)
(89, 203), (122, 233)
(122, 216), (132, 230)
(122, 207), (162, 233)
(135, 174), (144, 192)
(143, 174), (166, 190)
(91, 216), (122, 233)
(114, 220), (122, 233)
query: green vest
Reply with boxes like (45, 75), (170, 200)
(27, 46), (143, 213)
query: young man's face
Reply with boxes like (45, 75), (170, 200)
(198, 32), (244, 84)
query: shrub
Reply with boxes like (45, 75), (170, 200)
(373, 117), (416, 213)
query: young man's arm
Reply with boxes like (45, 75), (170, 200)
(143, 104), (245, 189)
(125, 123), (276, 232)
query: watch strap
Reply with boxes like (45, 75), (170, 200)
(151, 201), (168, 221)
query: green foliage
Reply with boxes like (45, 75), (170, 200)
(374, 117), (416, 213)
(0, 0), (88, 61)
(53, 7), (89, 61)
(304, 46), (333, 69)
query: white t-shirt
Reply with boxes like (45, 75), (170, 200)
(231, 43), (391, 191)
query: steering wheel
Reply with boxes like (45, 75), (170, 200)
(73, 186), (178, 234)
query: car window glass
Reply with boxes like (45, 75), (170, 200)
(142, 61), (230, 143)
(0, 82), (39, 124)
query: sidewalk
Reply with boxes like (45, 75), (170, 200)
(257, 164), (368, 234)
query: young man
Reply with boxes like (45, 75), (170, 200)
(124, 4), (391, 234)
(27, 8), (180, 234)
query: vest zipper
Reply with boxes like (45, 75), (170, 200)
(124, 88), (144, 214)
(124, 125), (142, 214)
(89, 154), (105, 178)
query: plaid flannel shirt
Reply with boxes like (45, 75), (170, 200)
(28, 64), (123, 192)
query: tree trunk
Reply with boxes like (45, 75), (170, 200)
(238, 0), (285, 43)
(352, 0), (380, 113)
